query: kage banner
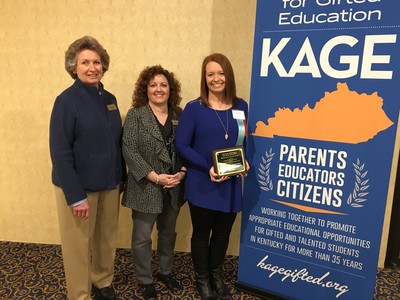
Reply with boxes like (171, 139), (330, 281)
(237, 1), (400, 299)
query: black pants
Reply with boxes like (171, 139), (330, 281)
(189, 202), (237, 270)
(189, 202), (236, 244)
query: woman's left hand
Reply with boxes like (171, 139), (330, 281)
(238, 160), (250, 178)
(163, 172), (183, 189)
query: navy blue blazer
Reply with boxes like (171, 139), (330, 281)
(49, 79), (125, 205)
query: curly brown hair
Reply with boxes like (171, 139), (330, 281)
(132, 65), (182, 114)
(65, 36), (110, 79)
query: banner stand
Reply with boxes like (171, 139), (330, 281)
(235, 282), (289, 300)
(384, 150), (400, 269)
(236, 1), (400, 299)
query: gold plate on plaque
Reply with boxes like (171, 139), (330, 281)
(212, 146), (246, 177)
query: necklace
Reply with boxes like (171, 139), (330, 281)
(213, 109), (229, 140)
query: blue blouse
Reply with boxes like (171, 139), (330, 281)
(175, 98), (248, 212)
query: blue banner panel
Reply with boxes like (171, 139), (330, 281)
(237, 1), (400, 299)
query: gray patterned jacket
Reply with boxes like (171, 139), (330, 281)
(121, 104), (185, 213)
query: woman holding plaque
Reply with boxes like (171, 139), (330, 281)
(175, 53), (249, 300)
(122, 65), (186, 300)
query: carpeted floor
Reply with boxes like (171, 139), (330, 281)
(0, 241), (399, 299)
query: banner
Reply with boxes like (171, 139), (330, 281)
(237, 1), (400, 299)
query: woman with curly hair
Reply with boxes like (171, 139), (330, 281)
(122, 65), (186, 300)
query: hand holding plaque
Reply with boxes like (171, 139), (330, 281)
(212, 146), (246, 177)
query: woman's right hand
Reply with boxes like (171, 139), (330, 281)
(72, 200), (90, 219)
(163, 172), (182, 189)
(147, 171), (179, 188)
(209, 166), (229, 182)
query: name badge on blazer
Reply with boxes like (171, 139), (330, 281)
(232, 109), (245, 120)
(107, 104), (117, 111)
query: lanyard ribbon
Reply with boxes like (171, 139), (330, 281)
(235, 119), (246, 146)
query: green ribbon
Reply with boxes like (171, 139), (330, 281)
(236, 119), (245, 146)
